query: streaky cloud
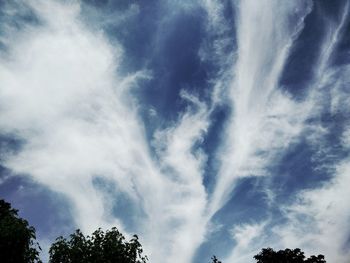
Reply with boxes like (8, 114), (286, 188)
(1, 0), (350, 262)
(0, 1), (211, 262)
(208, 0), (312, 216)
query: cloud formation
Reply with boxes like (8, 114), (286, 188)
(0, 1), (210, 262)
(1, 1), (350, 263)
(208, 0), (312, 216)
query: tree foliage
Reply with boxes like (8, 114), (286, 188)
(211, 255), (222, 263)
(254, 248), (326, 263)
(1, 199), (329, 263)
(0, 199), (42, 263)
(49, 227), (148, 263)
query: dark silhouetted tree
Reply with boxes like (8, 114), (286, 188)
(0, 199), (42, 263)
(304, 255), (327, 263)
(211, 255), (222, 263)
(49, 227), (148, 263)
(254, 248), (326, 263)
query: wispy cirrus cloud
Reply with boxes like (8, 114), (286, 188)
(207, 0), (313, 216)
(0, 0), (146, 232)
(1, 0), (350, 263)
(0, 1), (211, 262)
(201, 1), (350, 262)
(274, 158), (350, 262)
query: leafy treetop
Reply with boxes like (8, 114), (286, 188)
(254, 248), (326, 263)
(0, 199), (328, 263)
(49, 227), (148, 263)
(0, 199), (42, 263)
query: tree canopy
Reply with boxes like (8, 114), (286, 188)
(0, 199), (41, 263)
(49, 227), (148, 263)
(210, 248), (326, 263)
(254, 248), (326, 263)
(1, 199), (327, 263)
(211, 255), (222, 263)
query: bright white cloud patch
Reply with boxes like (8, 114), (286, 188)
(0, 1), (210, 262)
(0, 0), (140, 232)
(274, 159), (350, 262)
(226, 222), (267, 263)
(202, 0), (350, 262)
(208, 0), (312, 216)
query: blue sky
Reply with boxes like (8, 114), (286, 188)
(1, 0), (350, 262)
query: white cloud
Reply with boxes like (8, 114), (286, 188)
(0, 1), (211, 262)
(272, 58), (350, 262)
(0, 0), (142, 232)
(1, 1), (350, 262)
(274, 158), (350, 262)
(225, 222), (267, 263)
(207, 0), (313, 216)
(202, 1), (350, 262)
(147, 90), (210, 262)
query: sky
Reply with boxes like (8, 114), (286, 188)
(0, 0), (350, 262)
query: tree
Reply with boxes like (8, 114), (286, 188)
(0, 199), (42, 263)
(211, 255), (222, 263)
(254, 248), (326, 263)
(49, 227), (148, 263)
